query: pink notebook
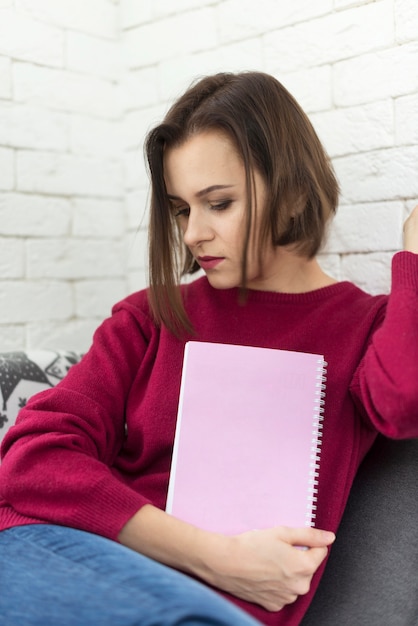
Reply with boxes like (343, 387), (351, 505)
(166, 341), (326, 534)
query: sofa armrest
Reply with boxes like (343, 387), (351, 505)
(301, 435), (418, 625)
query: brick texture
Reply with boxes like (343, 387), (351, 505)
(0, 0), (417, 351)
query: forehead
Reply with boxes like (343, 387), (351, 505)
(163, 130), (244, 195)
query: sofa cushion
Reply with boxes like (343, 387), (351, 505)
(301, 435), (418, 625)
(0, 350), (83, 450)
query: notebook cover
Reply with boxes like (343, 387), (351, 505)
(166, 341), (325, 534)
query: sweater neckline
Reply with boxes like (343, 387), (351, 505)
(193, 276), (358, 305)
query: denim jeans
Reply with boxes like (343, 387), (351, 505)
(0, 524), (261, 626)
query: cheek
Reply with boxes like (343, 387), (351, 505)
(176, 219), (188, 240)
(228, 213), (247, 245)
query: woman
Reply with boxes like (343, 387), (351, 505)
(0, 71), (417, 626)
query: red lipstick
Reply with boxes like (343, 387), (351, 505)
(197, 256), (225, 270)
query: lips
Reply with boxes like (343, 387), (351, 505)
(197, 256), (225, 270)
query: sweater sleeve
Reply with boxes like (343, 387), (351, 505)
(0, 300), (156, 540)
(350, 251), (418, 438)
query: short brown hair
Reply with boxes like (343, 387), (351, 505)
(145, 71), (339, 335)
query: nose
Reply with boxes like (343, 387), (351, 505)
(182, 208), (214, 248)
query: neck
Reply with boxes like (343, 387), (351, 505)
(247, 247), (337, 294)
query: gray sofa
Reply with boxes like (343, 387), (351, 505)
(301, 435), (418, 625)
(1, 350), (417, 625)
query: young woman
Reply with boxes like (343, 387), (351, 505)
(0, 72), (417, 626)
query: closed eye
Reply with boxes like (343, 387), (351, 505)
(173, 206), (189, 218)
(171, 199), (232, 218)
(209, 200), (232, 211)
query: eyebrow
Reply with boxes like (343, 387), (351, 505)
(167, 184), (236, 201)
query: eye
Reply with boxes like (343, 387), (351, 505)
(173, 206), (190, 218)
(209, 200), (232, 211)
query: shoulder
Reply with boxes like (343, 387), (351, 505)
(112, 287), (151, 317)
(341, 282), (387, 311)
(318, 281), (388, 338)
(349, 282), (387, 324)
(108, 287), (157, 342)
(108, 277), (215, 342)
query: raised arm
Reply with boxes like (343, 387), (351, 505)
(350, 205), (418, 438)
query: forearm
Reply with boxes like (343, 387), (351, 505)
(351, 251), (418, 437)
(118, 506), (334, 611)
(118, 504), (227, 585)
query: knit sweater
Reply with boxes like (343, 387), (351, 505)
(1, 251), (418, 626)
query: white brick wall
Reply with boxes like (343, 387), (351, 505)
(14, 63), (122, 119)
(265, 0), (394, 73)
(333, 41), (418, 106)
(72, 199), (125, 238)
(0, 56), (12, 99)
(67, 32), (123, 81)
(0, 0), (417, 352)
(0, 103), (69, 151)
(395, 0), (418, 43)
(17, 151), (124, 197)
(0, 8), (64, 67)
(15, 0), (118, 38)
(0, 281), (73, 324)
(125, 9), (219, 68)
(0, 0), (125, 352)
(0, 147), (14, 190)
(0, 193), (71, 235)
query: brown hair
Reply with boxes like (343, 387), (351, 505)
(145, 71), (339, 335)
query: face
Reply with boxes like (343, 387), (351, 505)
(164, 130), (280, 291)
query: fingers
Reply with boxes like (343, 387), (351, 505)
(403, 204), (418, 254)
(263, 593), (298, 612)
(277, 525), (336, 548)
(405, 204), (418, 219)
(277, 526), (334, 584)
(219, 526), (336, 611)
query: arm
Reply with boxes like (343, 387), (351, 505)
(0, 306), (152, 538)
(350, 205), (418, 438)
(119, 504), (335, 611)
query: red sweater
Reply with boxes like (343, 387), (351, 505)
(1, 251), (418, 625)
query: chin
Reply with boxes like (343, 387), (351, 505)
(205, 274), (240, 290)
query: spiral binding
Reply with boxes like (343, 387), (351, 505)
(305, 357), (327, 527)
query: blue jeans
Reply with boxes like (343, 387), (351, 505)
(0, 524), (261, 626)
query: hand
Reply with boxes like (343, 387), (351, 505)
(403, 205), (418, 254)
(119, 507), (334, 612)
(208, 526), (335, 612)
